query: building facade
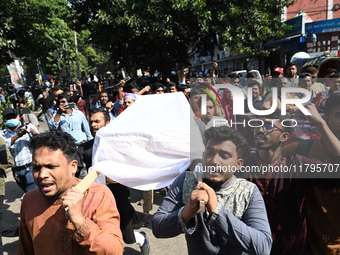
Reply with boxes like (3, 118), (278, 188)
(188, 0), (340, 76)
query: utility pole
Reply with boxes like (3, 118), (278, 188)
(74, 31), (80, 80)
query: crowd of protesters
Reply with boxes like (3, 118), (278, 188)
(0, 61), (339, 254)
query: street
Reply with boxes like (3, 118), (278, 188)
(2, 116), (188, 255)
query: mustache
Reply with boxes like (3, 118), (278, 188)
(255, 134), (266, 140)
(38, 179), (54, 184)
(203, 178), (225, 189)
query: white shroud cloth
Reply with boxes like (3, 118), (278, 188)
(90, 92), (204, 190)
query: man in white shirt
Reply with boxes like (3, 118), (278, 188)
(1, 108), (39, 193)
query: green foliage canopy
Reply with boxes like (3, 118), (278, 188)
(70, 0), (293, 73)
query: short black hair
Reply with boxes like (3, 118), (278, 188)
(299, 72), (312, 79)
(229, 73), (242, 79)
(286, 62), (297, 69)
(167, 82), (177, 87)
(330, 73), (340, 79)
(100, 90), (109, 96)
(63, 87), (71, 93)
(52, 88), (62, 93)
(167, 82), (177, 91)
(324, 68), (337, 76)
(57, 93), (72, 103)
(178, 84), (189, 92)
(151, 82), (164, 92)
(90, 108), (110, 123)
(29, 131), (77, 162)
(190, 89), (202, 97)
(246, 72), (257, 79)
(204, 126), (248, 158)
(247, 80), (261, 88)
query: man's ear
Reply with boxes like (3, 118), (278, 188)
(70, 160), (78, 175)
(280, 132), (290, 143)
(236, 158), (244, 171)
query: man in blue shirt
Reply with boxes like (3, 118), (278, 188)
(48, 93), (93, 144)
(1, 108), (39, 193)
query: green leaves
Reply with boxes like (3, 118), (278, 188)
(76, 0), (292, 72)
(0, 0), (294, 81)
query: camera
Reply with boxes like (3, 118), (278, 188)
(16, 107), (30, 115)
(67, 103), (75, 109)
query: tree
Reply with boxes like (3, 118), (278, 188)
(0, 0), (116, 83)
(0, 0), (71, 63)
(0, 0), (75, 83)
(70, 0), (293, 75)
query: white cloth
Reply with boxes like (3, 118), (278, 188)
(90, 92), (204, 190)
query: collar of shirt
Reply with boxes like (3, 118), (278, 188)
(254, 151), (287, 167)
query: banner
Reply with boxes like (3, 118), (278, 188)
(7, 60), (24, 87)
(90, 92), (204, 190)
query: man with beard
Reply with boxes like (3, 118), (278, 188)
(112, 92), (138, 117)
(285, 62), (299, 87)
(152, 126), (272, 255)
(76, 108), (150, 255)
(75, 108), (111, 178)
(90, 89), (115, 120)
(240, 109), (340, 255)
(195, 95), (228, 142)
(17, 131), (123, 255)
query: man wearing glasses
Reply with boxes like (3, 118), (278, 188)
(239, 109), (340, 255)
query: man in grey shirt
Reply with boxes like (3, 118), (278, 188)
(152, 126), (272, 255)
